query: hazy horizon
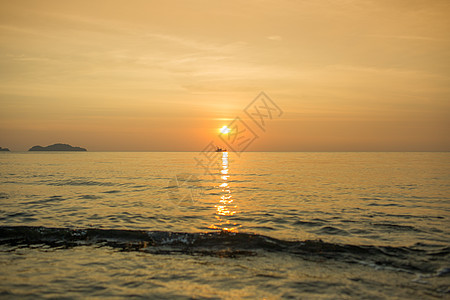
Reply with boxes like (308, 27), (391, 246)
(1, 0), (449, 152)
(2, 147), (449, 153)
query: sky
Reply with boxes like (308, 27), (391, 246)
(0, 0), (449, 151)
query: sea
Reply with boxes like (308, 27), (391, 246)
(0, 152), (448, 299)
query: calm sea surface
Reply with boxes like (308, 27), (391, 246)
(0, 152), (449, 299)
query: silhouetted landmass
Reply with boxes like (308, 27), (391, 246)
(0, 147), (10, 152)
(28, 143), (87, 152)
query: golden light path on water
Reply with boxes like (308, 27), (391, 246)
(209, 151), (240, 232)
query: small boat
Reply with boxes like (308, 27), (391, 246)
(215, 147), (227, 152)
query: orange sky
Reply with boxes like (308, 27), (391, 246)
(1, 0), (449, 151)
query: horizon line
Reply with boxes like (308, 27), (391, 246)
(2, 150), (449, 153)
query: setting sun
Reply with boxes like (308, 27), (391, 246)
(219, 126), (231, 134)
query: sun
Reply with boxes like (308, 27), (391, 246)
(220, 126), (231, 134)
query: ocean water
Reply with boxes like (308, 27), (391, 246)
(0, 152), (449, 299)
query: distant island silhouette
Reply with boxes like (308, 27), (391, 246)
(28, 143), (87, 151)
(0, 147), (10, 152)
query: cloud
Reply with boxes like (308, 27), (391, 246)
(267, 35), (282, 41)
(366, 34), (444, 42)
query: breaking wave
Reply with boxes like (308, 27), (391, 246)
(1, 226), (448, 275)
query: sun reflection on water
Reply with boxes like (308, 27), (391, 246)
(209, 152), (240, 232)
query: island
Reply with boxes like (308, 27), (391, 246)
(28, 143), (87, 151)
(0, 147), (10, 151)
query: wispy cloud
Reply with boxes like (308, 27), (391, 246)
(366, 34), (444, 42)
(267, 35), (282, 41)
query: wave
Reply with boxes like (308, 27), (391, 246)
(0, 226), (447, 274)
(47, 179), (116, 187)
